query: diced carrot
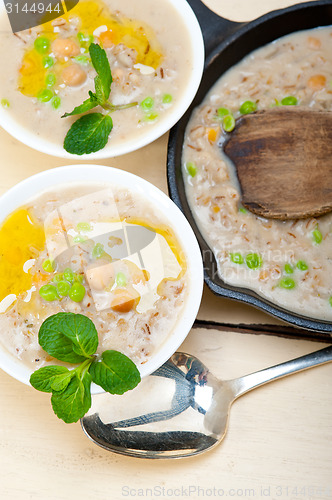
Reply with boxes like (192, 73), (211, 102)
(32, 272), (50, 286)
(212, 206), (220, 213)
(99, 30), (115, 48)
(307, 74), (326, 90)
(207, 128), (218, 143)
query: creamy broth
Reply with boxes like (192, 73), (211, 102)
(0, 183), (187, 368)
(182, 27), (332, 321)
(0, 0), (193, 153)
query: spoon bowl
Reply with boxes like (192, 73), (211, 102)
(81, 345), (332, 458)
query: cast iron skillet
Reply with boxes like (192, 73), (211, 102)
(167, 0), (332, 333)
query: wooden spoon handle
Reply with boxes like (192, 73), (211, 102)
(223, 109), (332, 220)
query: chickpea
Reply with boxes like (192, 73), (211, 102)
(86, 263), (115, 291)
(52, 37), (80, 60)
(62, 63), (87, 86)
(110, 288), (139, 313)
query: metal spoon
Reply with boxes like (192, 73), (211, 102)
(81, 345), (332, 459)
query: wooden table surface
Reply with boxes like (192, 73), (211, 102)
(0, 1), (331, 499)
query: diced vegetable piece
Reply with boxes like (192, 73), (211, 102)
(239, 100), (257, 114)
(230, 253), (244, 264)
(279, 277), (296, 289)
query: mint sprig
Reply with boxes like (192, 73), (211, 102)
(30, 313), (141, 423)
(62, 43), (137, 155)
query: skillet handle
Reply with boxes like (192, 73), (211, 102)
(187, 0), (244, 56)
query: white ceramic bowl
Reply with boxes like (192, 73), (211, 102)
(0, 0), (204, 159)
(0, 165), (204, 393)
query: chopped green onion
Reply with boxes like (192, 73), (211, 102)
(76, 222), (92, 233)
(42, 259), (54, 273)
(239, 100), (257, 115)
(185, 162), (197, 177)
(39, 284), (59, 301)
(45, 73), (56, 87)
(34, 37), (50, 54)
(73, 55), (90, 65)
(1, 98), (10, 108)
(162, 94), (172, 104)
(92, 243), (104, 259)
(246, 253), (263, 270)
(296, 260), (308, 271)
(238, 206), (247, 214)
(279, 277), (296, 289)
(42, 56), (54, 69)
(116, 272), (127, 287)
(230, 252), (244, 265)
(145, 112), (158, 121)
(222, 114), (235, 132)
(140, 97), (154, 112)
(37, 89), (53, 102)
(281, 96), (298, 106)
(51, 96), (61, 109)
(73, 234), (87, 243)
(284, 263), (294, 274)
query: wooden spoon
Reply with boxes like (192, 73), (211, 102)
(223, 108), (332, 219)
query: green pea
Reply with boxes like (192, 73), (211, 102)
(34, 37), (50, 54)
(42, 259), (54, 273)
(284, 263), (294, 274)
(296, 260), (308, 271)
(217, 107), (231, 118)
(51, 96), (61, 110)
(77, 32), (93, 47)
(162, 94), (172, 104)
(45, 73), (56, 87)
(281, 96), (298, 106)
(222, 114), (235, 132)
(230, 252), (244, 264)
(42, 56), (54, 69)
(246, 253), (262, 270)
(52, 273), (64, 283)
(39, 284), (59, 301)
(92, 243), (104, 259)
(1, 98), (10, 108)
(140, 97), (154, 111)
(279, 277), (296, 289)
(63, 267), (74, 283)
(76, 222), (92, 233)
(185, 162), (197, 177)
(239, 100), (257, 114)
(312, 226), (323, 245)
(116, 271), (127, 287)
(69, 282), (86, 302)
(37, 89), (53, 102)
(56, 280), (71, 297)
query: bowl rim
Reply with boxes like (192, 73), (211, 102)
(0, 0), (204, 159)
(0, 164), (204, 393)
(167, 0), (332, 334)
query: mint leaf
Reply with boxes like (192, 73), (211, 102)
(51, 371), (75, 393)
(30, 365), (70, 393)
(89, 43), (112, 101)
(61, 97), (99, 118)
(51, 371), (92, 424)
(90, 350), (141, 395)
(64, 113), (113, 155)
(39, 315), (87, 364)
